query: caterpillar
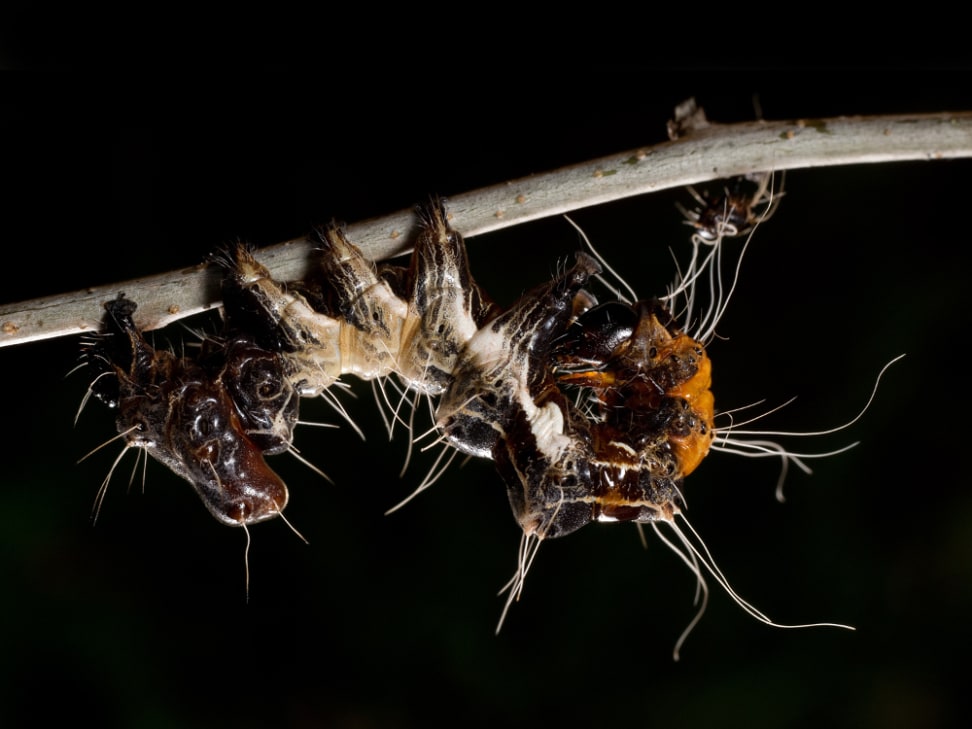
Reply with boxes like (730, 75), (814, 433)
(79, 189), (897, 656)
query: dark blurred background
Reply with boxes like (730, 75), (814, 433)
(2, 67), (971, 728)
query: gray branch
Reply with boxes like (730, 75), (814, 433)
(2, 110), (971, 348)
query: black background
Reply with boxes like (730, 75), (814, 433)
(3, 67), (971, 728)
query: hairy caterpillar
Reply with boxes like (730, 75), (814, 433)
(78, 189), (896, 656)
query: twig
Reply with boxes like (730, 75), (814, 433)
(2, 110), (971, 348)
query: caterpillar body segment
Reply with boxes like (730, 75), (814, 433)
(81, 297), (292, 527)
(217, 243), (347, 396)
(435, 251), (601, 461)
(395, 200), (500, 396)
